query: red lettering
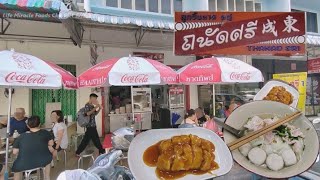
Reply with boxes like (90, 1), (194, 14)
(5, 72), (46, 84)
(121, 74), (149, 83)
(230, 72), (251, 80)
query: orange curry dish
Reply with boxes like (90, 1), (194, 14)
(263, 86), (293, 105)
(143, 134), (219, 180)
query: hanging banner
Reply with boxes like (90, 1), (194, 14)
(273, 72), (307, 113)
(307, 58), (320, 74)
(175, 12), (306, 56)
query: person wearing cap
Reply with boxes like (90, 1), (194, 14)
(76, 93), (105, 156)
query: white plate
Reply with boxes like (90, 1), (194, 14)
(254, 80), (299, 107)
(224, 101), (319, 179)
(128, 128), (233, 180)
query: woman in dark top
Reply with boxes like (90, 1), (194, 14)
(12, 116), (54, 180)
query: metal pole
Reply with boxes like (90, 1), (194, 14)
(212, 84), (216, 117)
(131, 86), (135, 131)
(4, 87), (12, 180)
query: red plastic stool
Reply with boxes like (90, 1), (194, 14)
(103, 134), (113, 153)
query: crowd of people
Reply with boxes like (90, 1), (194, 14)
(0, 93), (105, 180)
(0, 93), (240, 179)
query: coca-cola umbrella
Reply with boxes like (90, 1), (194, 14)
(78, 56), (178, 87)
(0, 49), (77, 179)
(177, 57), (264, 84)
(177, 57), (264, 118)
(78, 56), (178, 131)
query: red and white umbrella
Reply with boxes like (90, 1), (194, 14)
(0, 50), (77, 89)
(178, 57), (264, 84)
(78, 56), (178, 87)
(0, 49), (77, 177)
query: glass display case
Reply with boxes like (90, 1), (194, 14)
(169, 86), (185, 108)
(132, 87), (152, 112)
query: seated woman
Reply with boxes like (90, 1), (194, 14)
(12, 116), (54, 180)
(51, 110), (68, 151)
(180, 109), (198, 126)
(195, 107), (207, 125)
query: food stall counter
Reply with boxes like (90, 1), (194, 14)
(109, 112), (152, 132)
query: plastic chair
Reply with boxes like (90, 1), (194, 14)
(71, 133), (84, 151)
(23, 167), (44, 180)
(78, 149), (95, 169)
(56, 149), (67, 169)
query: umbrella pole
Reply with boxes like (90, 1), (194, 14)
(4, 87), (12, 180)
(212, 84), (216, 117)
(131, 86), (135, 131)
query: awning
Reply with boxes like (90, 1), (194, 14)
(59, 10), (174, 30)
(0, 0), (67, 22)
(307, 33), (320, 46)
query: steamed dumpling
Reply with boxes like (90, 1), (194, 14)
(271, 136), (291, 153)
(261, 144), (273, 155)
(281, 148), (297, 166)
(248, 147), (266, 166)
(239, 143), (252, 157)
(266, 153), (284, 171)
(244, 116), (264, 131)
(292, 138), (304, 161)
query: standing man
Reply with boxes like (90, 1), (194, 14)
(76, 93), (105, 155)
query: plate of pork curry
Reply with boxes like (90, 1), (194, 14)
(128, 128), (233, 180)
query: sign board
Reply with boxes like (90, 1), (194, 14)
(175, 12), (305, 56)
(273, 72), (307, 113)
(133, 52), (164, 63)
(307, 58), (320, 74)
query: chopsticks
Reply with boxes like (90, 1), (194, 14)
(228, 111), (302, 151)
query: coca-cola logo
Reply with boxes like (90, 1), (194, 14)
(230, 72), (251, 80)
(121, 74), (148, 84)
(5, 72), (46, 84)
(12, 53), (33, 70)
(191, 64), (213, 69)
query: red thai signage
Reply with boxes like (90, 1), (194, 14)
(133, 52), (164, 63)
(308, 58), (320, 74)
(174, 12), (306, 56)
(169, 87), (184, 95)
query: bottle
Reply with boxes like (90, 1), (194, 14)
(13, 130), (19, 139)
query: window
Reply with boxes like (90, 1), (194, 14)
(306, 12), (318, 33)
(209, 0), (217, 11)
(149, 0), (158, 12)
(135, 0), (146, 11)
(162, 0), (171, 14)
(306, 75), (320, 116)
(228, 0), (235, 11)
(77, 0), (84, 3)
(106, 0), (118, 7)
(292, 9), (318, 33)
(121, 0), (132, 9)
(255, 3), (262, 12)
(174, 0), (182, 11)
